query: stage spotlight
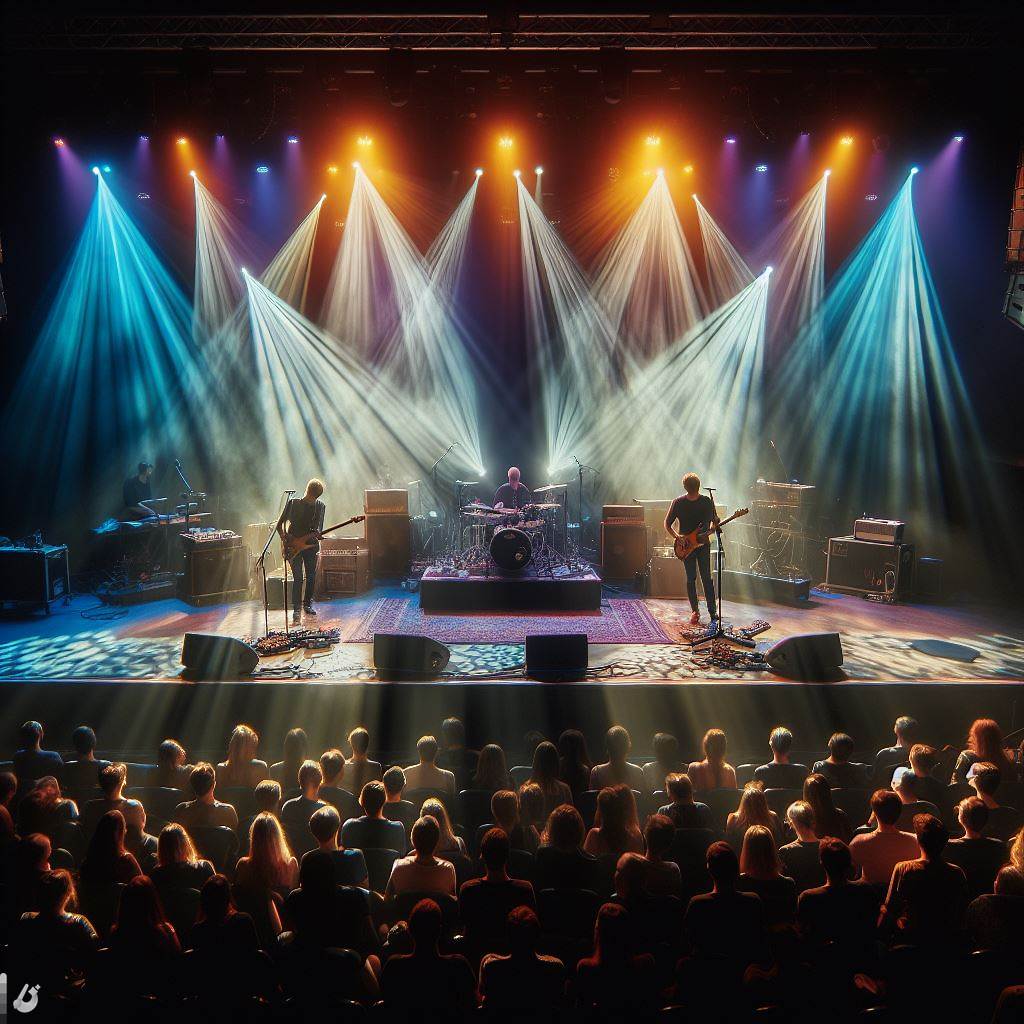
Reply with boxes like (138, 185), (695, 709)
(656, 167), (664, 177)
(682, 164), (694, 174)
(138, 135), (149, 143)
(240, 267), (248, 277)
(823, 169), (832, 178)
(189, 169), (197, 178)
(256, 165), (269, 174)
(691, 193), (698, 201)
(215, 134), (225, 141)
(910, 166), (919, 175)
(352, 161), (360, 170)
(287, 135), (299, 144)
(137, 192), (150, 201)
(725, 136), (737, 144)
(535, 166), (544, 175)
(498, 135), (514, 149)
(840, 135), (854, 146)
(865, 193), (879, 202)
(356, 135), (373, 147)
(799, 130), (811, 138)
(321, 193), (327, 201)
(52, 137), (66, 147)
(176, 137), (188, 146)
(91, 166), (100, 175)
(513, 168), (521, 178)
(102, 165), (111, 173)
(475, 168), (484, 177)
(645, 134), (661, 147)
(327, 164), (339, 175)
(755, 164), (768, 173)
(953, 134), (964, 143)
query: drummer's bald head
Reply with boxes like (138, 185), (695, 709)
(508, 467), (521, 484)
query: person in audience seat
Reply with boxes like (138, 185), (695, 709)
(907, 743), (947, 808)
(150, 822), (214, 891)
(557, 729), (592, 801)
(403, 735), (457, 796)
(726, 781), (781, 849)
(643, 813), (682, 896)
(64, 725), (110, 790)
(642, 731), (686, 793)
(878, 814), (969, 948)
(890, 767), (942, 830)
(235, 811), (298, 895)
(385, 814), (457, 898)
(11, 833), (52, 919)
(108, 875), (181, 997)
(343, 726), (383, 794)
(381, 765), (417, 833)
(812, 733), (869, 790)
(797, 838), (880, 954)
(341, 780), (408, 853)
(523, 740), (573, 819)
(253, 779), (282, 816)
(190, 874), (260, 965)
(518, 781), (548, 843)
(473, 743), (512, 793)
(269, 727), (308, 786)
(535, 803), (604, 893)
(873, 715), (919, 782)
(490, 788), (539, 853)
(967, 762), (1024, 841)
(965, 865), (1024, 952)
(952, 718), (1016, 785)
(15, 776), (77, 841)
(779, 800), (825, 893)
(152, 738), (192, 790)
(658, 772), (713, 830)
(459, 828), (536, 960)
(380, 899), (476, 1013)
(687, 728), (737, 792)
(436, 716), (479, 791)
(0, 771), (17, 843)
(81, 762), (129, 835)
(420, 796), (466, 856)
(479, 905), (566, 1012)
(803, 773), (853, 843)
(850, 789), (920, 886)
(121, 799), (158, 874)
(305, 804), (368, 887)
(217, 724), (268, 789)
(280, 759), (328, 827)
(589, 725), (644, 791)
(13, 720), (63, 785)
(754, 726), (810, 789)
(945, 796), (1010, 899)
(575, 901), (659, 1014)
(738, 825), (797, 927)
(584, 784), (645, 859)
(173, 763), (239, 832)
(80, 810), (142, 885)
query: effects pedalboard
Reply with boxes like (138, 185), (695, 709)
(244, 627), (341, 657)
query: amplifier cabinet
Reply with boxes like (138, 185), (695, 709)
(366, 514), (411, 576)
(853, 518), (906, 545)
(649, 551), (719, 598)
(181, 543), (250, 606)
(826, 536), (914, 598)
(0, 545), (70, 612)
(317, 549), (371, 597)
(243, 523), (282, 573)
(364, 489), (409, 515)
(601, 521), (648, 579)
(602, 504), (645, 523)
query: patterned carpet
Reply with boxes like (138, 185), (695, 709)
(346, 596), (671, 644)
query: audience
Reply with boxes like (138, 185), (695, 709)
(965, 865), (1024, 953)
(642, 731), (686, 792)
(279, 759), (327, 827)
(0, 771), (17, 843)
(436, 717), (478, 790)
(890, 766), (942, 829)
(967, 761), (1023, 841)
(16, 776), (77, 840)
(754, 726), (810, 789)
(152, 738), (192, 790)
(557, 729), (592, 800)
(150, 822), (215, 891)
(421, 796), (466, 857)
(121, 799), (158, 874)
(952, 718), (1015, 784)
(479, 905), (565, 1012)
(472, 743), (511, 792)
(81, 762), (129, 835)
(385, 815), (457, 898)
(190, 873), (259, 962)
(235, 812), (297, 894)
(380, 765), (416, 832)
(850, 789), (920, 885)
(63, 725), (110, 791)
(490, 788), (539, 853)
(589, 725), (644, 790)
(79, 810), (142, 884)
(658, 772), (713, 829)
(945, 796), (1009, 899)
(534, 804), (603, 893)
(13, 720), (64, 785)
(253, 779), (282, 816)
(173, 763), (239, 831)
(403, 735), (457, 796)
(737, 825), (797, 927)
(812, 732), (870, 789)
(643, 813), (682, 896)
(872, 715), (919, 781)
(269, 727), (308, 785)
(108, 875), (181, 996)
(523, 740), (573, 819)
(726, 781), (781, 849)
(216, 724), (268, 789)
(907, 742), (947, 808)
(778, 800), (825, 892)
(305, 805), (368, 887)
(518, 781), (548, 839)
(341, 780), (408, 853)
(343, 726), (383, 795)
(803, 773), (853, 843)
(575, 901), (659, 1014)
(687, 728), (737, 791)
(584, 784), (645, 859)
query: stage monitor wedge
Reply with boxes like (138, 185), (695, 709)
(525, 633), (589, 681)
(765, 632), (844, 681)
(373, 632), (450, 680)
(181, 633), (259, 680)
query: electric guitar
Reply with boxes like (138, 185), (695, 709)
(673, 508), (749, 561)
(282, 514), (365, 561)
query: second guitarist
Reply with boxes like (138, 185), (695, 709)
(664, 472), (719, 626)
(277, 478), (326, 624)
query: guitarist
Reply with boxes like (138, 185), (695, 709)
(664, 472), (719, 626)
(276, 478), (326, 624)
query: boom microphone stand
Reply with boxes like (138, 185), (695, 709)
(255, 489), (295, 638)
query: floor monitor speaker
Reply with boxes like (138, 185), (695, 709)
(525, 633), (589, 681)
(765, 632), (843, 681)
(373, 633), (450, 679)
(181, 633), (259, 680)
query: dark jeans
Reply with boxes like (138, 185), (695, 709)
(289, 548), (318, 614)
(684, 545), (717, 617)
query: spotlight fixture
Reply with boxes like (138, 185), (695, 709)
(725, 136), (737, 145)
(513, 168), (521, 178)
(953, 134), (964, 143)
(215, 134), (225, 141)
(327, 165), (339, 175)
(865, 193), (879, 202)
(910, 166), (919, 175)
(139, 135), (150, 143)
(240, 267), (248, 277)
(189, 169), (197, 178)
(474, 167), (483, 177)
(691, 193), (698, 201)
(255, 165), (269, 174)
(823, 168), (832, 178)
(498, 135), (514, 149)
(320, 193), (327, 201)
(287, 135), (299, 144)
(356, 135), (373, 147)
(765, 265), (774, 275)
(645, 134), (661, 147)
(656, 167), (664, 177)
(52, 137), (66, 147)
(755, 164), (768, 173)
(799, 131), (811, 138)
(352, 161), (360, 170)
(840, 135), (854, 146)
(176, 137), (188, 146)
(535, 166), (543, 175)
(137, 192), (151, 201)
(682, 164), (694, 174)
(91, 166), (100, 175)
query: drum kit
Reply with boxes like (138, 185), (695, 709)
(459, 499), (565, 573)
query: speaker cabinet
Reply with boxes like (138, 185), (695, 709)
(601, 522), (647, 579)
(181, 544), (250, 606)
(765, 633), (844, 681)
(525, 633), (589, 681)
(373, 633), (450, 679)
(366, 514), (411, 576)
(181, 633), (259, 680)
(826, 537), (914, 598)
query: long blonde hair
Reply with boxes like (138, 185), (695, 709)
(740, 825), (782, 879)
(157, 823), (200, 868)
(421, 798), (458, 851)
(246, 812), (293, 888)
(1010, 826), (1024, 871)
(226, 724), (260, 767)
(734, 782), (774, 832)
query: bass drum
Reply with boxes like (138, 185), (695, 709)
(489, 527), (533, 573)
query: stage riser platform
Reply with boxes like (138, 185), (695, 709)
(419, 572), (602, 612)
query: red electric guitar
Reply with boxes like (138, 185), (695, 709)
(282, 514), (365, 561)
(673, 508), (749, 561)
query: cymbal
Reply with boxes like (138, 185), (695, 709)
(533, 483), (569, 493)
(462, 502), (495, 513)
(530, 503), (562, 510)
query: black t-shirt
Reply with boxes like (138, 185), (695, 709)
(280, 497), (325, 548)
(683, 889), (765, 964)
(797, 880), (881, 948)
(779, 839), (826, 893)
(459, 877), (536, 948)
(944, 837), (1008, 900)
(665, 494), (716, 537)
(658, 801), (713, 830)
(493, 482), (532, 509)
(123, 475), (152, 509)
(754, 762), (810, 789)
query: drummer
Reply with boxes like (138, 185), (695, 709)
(493, 466), (533, 511)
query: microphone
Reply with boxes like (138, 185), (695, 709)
(285, 488), (297, 495)
(456, 480), (479, 486)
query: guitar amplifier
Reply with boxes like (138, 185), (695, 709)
(853, 517), (906, 545)
(366, 514), (411, 576)
(648, 548), (719, 598)
(826, 536), (914, 598)
(364, 489), (409, 515)
(181, 543), (250, 606)
(244, 523), (282, 573)
(320, 536), (366, 553)
(602, 504), (645, 523)
(601, 521), (647, 579)
(0, 544), (70, 611)
(316, 549), (371, 597)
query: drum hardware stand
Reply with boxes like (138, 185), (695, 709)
(686, 487), (757, 651)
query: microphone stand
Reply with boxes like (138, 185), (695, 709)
(689, 487), (755, 650)
(573, 456), (599, 559)
(429, 443), (458, 558)
(256, 489), (294, 638)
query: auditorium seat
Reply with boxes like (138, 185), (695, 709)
(736, 763), (759, 787)
(701, 788), (742, 829)
(190, 825), (239, 874)
(320, 785), (362, 823)
(126, 785), (184, 823)
(458, 789), (494, 850)
(217, 786), (257, 820)
(764, 788), (805, 820)
(510, 765), (532, 789)
(831, 789), (873, 829)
